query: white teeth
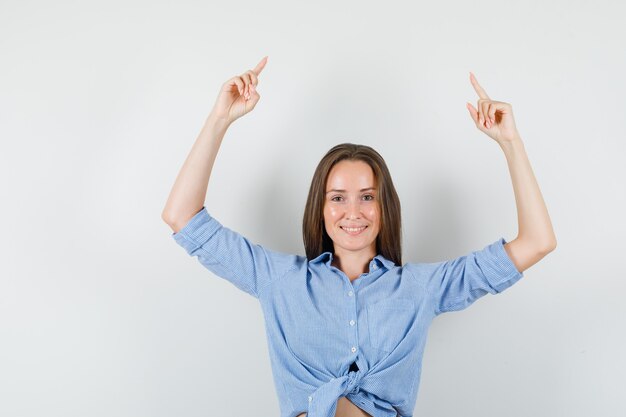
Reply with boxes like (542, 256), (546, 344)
(342, 226), (366, 233)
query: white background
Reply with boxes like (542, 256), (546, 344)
(1, 0), (624, 416)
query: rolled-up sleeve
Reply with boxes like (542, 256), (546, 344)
(409, 237), (524, 315)
(171, 206), (298, 299)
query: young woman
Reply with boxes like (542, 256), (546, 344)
(162, 57), (556, 417)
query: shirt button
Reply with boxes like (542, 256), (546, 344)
(349, 320), (355, 326)
(372, 264), (378, 270)
(351, 346), (357, 353)
(308, 396), (312, 402)
(348, 290), (354, 297)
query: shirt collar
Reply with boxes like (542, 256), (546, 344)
(309, 251), (395, 270)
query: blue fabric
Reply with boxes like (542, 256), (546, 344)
(171, 206), (524, 417)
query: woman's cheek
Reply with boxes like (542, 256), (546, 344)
(327, 207), (340, 218)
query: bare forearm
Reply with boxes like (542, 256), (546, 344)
(500, 136), (557, 250)
(161, 113), (231, 230)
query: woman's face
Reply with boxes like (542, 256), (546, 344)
(323, 159), (381, 257)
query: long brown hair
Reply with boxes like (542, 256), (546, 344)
(302, 143), (402, 265)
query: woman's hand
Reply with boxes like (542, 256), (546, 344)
(209, 56), (268, 125)
(466, 72), (521, 143)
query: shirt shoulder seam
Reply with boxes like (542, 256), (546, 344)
(258, 263), (299, 298)
(405, 264), (438, 315)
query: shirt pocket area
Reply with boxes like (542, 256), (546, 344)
(366, 298), (415, 355)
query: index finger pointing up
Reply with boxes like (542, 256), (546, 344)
(253, 56), (268, 76)
(470, 71), (490, 100)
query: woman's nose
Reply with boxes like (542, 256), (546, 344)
(346, 200), (362, 218)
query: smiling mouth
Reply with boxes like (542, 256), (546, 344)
(340, 226), (368, 235)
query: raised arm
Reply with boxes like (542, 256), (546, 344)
(466, 72), (557, 273)
(162, 56), (268, 232)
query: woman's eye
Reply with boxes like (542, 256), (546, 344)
(330, 195), (374, 202)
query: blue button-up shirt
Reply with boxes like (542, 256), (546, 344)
(171, 206), (524, 417)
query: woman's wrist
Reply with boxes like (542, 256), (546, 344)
(206, 111), (232, 131)
(498, 134), (524, 153)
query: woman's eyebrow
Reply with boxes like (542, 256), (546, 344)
(325, 187), (377, 194)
